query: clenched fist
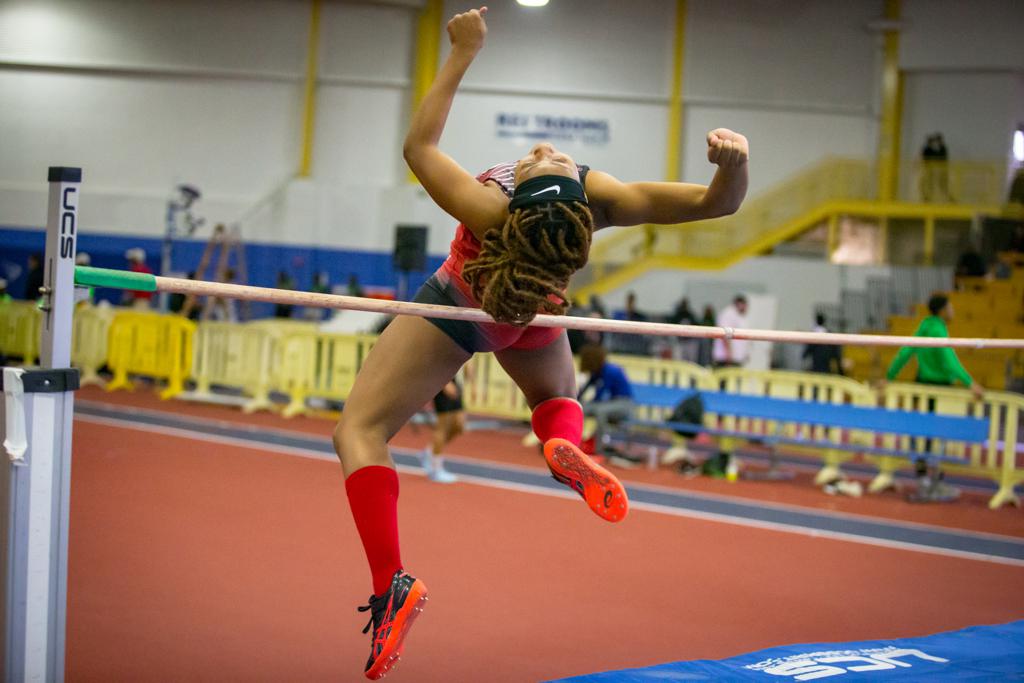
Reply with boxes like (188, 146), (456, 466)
(707, 129), (749, 168)
(447, 7), (488, 55)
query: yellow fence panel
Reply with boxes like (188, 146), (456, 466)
(105, 312), (195, 399)
(879, 382), (1021, 508)
(710, 368), (877, 482)
(192, 322), (284, 412)
(275, 332), (377, 418)
(0, 301), (41, 364)
(462, 354), (532, 421)
(71, 304), (115, 386)
(70, 308), (1021, 508)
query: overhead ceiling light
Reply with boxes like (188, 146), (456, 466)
(517, 0), (550, 6)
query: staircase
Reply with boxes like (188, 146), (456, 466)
(572, 157), (1014, 299)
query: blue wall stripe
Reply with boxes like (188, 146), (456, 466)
(0, 226), (445, 316)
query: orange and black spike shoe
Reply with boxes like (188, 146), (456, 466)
(543, 437), (629, 522)
(357, 569), (428, 680)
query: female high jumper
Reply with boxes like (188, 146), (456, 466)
(334, 7), (748, 679)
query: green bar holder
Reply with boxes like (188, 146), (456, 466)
(74, 266), (158, 292)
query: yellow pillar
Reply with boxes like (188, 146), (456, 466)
(878, 216), (889, 264)
(827, 213), (840, 260)
(876, 0), (902, 202)
(407, 0), (444, 183)
(298, 0), (323, 177)
(664, 0), (687, 183)
(923, 214), (935, 265)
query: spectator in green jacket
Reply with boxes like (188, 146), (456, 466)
(882, 293), (983, 503)
(885, 294), (983, 399)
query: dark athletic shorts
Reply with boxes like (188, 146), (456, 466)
(433, 380), (464, 414)
(412, 268), (563, 354)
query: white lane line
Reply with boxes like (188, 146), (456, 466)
(75, 413), (1024, 568)
(77, 400), (1018, 544)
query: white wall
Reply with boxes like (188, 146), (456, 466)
(901, 0), (1024, 71)
(682, 0), (881, 194)
(898, 0), (1024, 188)
(1, 0), (1020, 263)
(600, 257), (892, 335)
(901, 72), (1021, 164)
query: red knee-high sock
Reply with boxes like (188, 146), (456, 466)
(531, 397), (584, 445)
(345, 465), (402, 596)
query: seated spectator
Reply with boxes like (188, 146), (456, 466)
(24, 253), (44, 302)
(274, 270), (296, 318)
(672, 296), (698, 362)
(802, 313), (843, 374)
(347, 273), (364, 297)
(993, 252), (1013, 280)
(955, 246), (987, 288)
(697, 305), (716, 366)
(611, 291), (650, 355)
(124, 248), (154, 310)
(565, 298), (589, 353)
(712, 295), (750, 368)
(578, 344), (634, 457)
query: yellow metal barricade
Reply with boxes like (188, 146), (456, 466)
(105, 312), (195, 399)
(70, 304), (115, 386)
(462, 353), (532, 420)
(192, 321), (280, 412)
(275, 332), (377, 417)
(0, 300), (41, 364)
(612, 355), (713, 421)
(712, 368), (876, 483)
(879, 383), (1022, 508)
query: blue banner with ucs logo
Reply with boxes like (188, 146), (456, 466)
(550, 621), (1024, 681)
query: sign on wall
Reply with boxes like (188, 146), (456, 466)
(496, 113), (610, 146)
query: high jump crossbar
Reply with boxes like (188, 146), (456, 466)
(74, 266), (1024, 350)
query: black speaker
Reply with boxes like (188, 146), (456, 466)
(393, 224), (428, 272)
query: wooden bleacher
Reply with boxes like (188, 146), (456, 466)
(843, 254), (1024, 390)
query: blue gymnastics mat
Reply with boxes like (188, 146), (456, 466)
(549, 620), (1024, 681)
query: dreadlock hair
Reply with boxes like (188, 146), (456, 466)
(462, 200), (594, 326)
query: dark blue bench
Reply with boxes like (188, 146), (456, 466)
(620, 384), (990, 483)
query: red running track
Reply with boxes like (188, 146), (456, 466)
(67, 394), (1024, 682)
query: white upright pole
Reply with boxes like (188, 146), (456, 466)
(1, 167), (81, 683)
(40, 168), (81, 368)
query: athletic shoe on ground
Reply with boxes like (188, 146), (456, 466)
(701, 452), (730, 478)
(357, 569), (428, 680)
(907, 477), (960, 503)
(427, 458), (458, 484)
(603, 446), (644, 470)
(661, 445), (691, 466)
(823, 478), (863, 497)
(543, 438), (629, 522)
(417, 449), (434, 476)
(676, 460), (701, 479)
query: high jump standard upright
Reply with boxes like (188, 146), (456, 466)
(1, 167), (82, 682)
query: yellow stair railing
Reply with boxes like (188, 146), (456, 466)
(573, 158), (1012, 298)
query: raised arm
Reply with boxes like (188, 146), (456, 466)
(585, 129), (749, 227)
(403, 7), (506, 237)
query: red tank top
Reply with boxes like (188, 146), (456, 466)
(441, 161), (588, 303)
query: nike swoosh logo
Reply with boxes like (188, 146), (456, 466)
(531, 185), (561, 197)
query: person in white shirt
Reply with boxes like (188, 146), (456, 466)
(712, 295), (750, 367)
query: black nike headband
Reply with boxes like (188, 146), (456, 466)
(508, 174), (588, 212)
